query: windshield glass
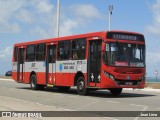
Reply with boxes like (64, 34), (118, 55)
(104, 42), (145, 67)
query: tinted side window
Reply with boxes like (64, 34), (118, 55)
(58, 41), (71, 60)
(14, 47), (18, 62)
(72, 39), (86, 60)
(36, 44), (46, 61)
(26, 45), (35, 61)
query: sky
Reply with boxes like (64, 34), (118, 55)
(0, 0), (160, 78)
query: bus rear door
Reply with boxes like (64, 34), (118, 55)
(17, 47), (26, 82)
(46, 44), (57, 85)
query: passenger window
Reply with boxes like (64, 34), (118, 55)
(36, 44), (46, 61)
(26, 45), (35, 61)
(58, 41), (71, 60)
(72, 39), (86, 60)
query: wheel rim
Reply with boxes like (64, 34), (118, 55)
(31, 76), (36, 88)
(78, 80), (84, 92)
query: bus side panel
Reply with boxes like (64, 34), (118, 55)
(12, 62), (18, 81)
(23, 72), (30, 84)
(55, 60), (87, 86)
(37, 72), (46, 85)
(25, 62), (46, 85)
(55, 73), (74, 86)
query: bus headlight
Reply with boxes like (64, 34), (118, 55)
(104, 71), (109, 78)
(110, 75), (115, 81)
(104, 71), (115, 81)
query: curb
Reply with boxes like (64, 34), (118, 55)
(124, 88), (160, 92)
(0, 78), (13, 81)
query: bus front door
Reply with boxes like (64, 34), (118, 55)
(17, 48), (25, 82)
(88, 40), (102, 86)
(46, 45), (57, 85)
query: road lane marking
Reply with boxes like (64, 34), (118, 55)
(130, 104), (148, 108)
(0, 105), (14, 111)
(104, 117), (119, 120)
(73, 100), (100, 110)
(106, 101), (119, 104)
(0, 95), (73, 111)
(0, 95), (118, 120)
(130, 104), (148, 120)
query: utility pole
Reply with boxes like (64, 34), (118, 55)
(155, 70), (158, 82)
(108, 5), (113, 31)
(56, 0), (60, 38)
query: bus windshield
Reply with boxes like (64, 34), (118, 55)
(105, 42), (145, 67)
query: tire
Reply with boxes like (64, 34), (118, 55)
(109, 88), (122, 95)
(30, 74), (44, 90)
(77, 76), (89, 95)
(57, 86), (70, 91)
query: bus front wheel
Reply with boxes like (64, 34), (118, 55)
(77, 77), (88, 95)
(109, 88), (122, 95)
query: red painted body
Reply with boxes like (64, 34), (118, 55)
(12, 31), (146, 89)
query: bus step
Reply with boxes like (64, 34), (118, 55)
(47, 84), (54, 87)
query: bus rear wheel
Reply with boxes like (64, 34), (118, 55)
(109, 88), (122, 95)
(77, 77), (88, 95)
(30, 74), (44, 90)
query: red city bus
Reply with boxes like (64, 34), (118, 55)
(12, 31), (146, 95)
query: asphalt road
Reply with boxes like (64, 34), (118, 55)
(0, 79), (160, 120)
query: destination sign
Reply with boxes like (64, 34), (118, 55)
(107, 32), (145, 41)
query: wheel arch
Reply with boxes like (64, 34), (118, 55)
(74, 71), (85, 86)
(29, 71), (36, 83)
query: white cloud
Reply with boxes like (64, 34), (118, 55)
(0, 0), (23, 33)
(0, 46), (13, 59)
(60, 19), (78, 36)
(15, 9), (34, 24)
(146, 0), (160, 35)
(35, 0), (54, 13)
(70, 4), (102, 19)
(0, 0), (104, 37)
(0, 0), (23, 22)
(0, 21), (21, 33)
(30, 26), (53, 39)
(57, 3), (103, 36)
(147, 52), (160, 66)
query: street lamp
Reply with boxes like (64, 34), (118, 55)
(108, 5), (113, 31)
(56, 0), (60, 38)
(155, 70), (158, 82)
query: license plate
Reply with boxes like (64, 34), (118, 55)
(125, 82), (133, 85)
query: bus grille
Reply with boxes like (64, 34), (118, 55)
(115, 80), (142, 86)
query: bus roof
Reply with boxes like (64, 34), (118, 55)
(14, 30), (144, 46)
